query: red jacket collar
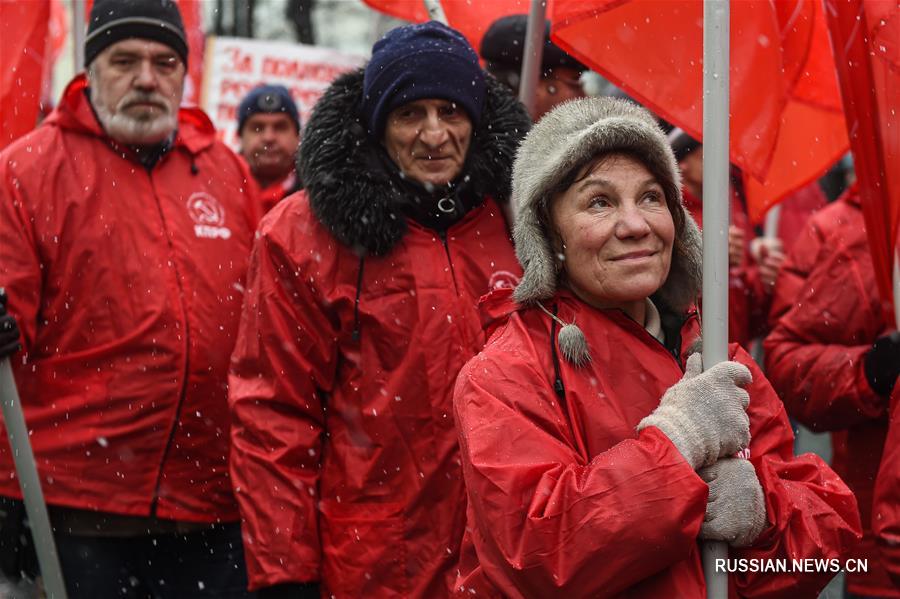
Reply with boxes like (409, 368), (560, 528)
(45, 74), (217, 155)
(479, 286), (698, 338)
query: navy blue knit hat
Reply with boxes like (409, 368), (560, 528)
(237, 85), (301, 133)
(362, 21), (486, 138)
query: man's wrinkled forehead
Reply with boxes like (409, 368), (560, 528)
(99, 38), (182, 63)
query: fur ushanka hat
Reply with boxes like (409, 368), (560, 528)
(511, 97), (702, 364)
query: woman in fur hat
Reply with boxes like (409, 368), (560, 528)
(451, 97), (861, 597)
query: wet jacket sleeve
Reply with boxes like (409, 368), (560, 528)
(453, 350), (709, 597)
(763, 214), (884, 430)
(228, 213), (338, 590)
(730, 347), (863, 597)
(873, 389), (900, 587)
(0, 159), (39, 353)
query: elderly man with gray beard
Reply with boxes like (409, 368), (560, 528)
(0, 0), (259, 596)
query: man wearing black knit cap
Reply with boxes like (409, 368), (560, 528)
(229, 20), (530, 598)
(480, 14), (588, 120)
(0, 0), (258, 596)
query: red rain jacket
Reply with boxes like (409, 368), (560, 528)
(874, 388), (900, 588)
(0, 75), (258, 521)
(228, 193), (522, 594)
(765, 188), (898, 596)
(256, 171), (299, 215)
(454, 288), (861, 598)
(238, 156), (299, 216)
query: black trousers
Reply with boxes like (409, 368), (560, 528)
(54, 522), (255, 599)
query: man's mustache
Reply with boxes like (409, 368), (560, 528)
(118, 93), (171, 113)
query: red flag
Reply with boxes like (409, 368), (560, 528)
(178, 0), (204, 106)
(0, 0), (51, 150)
(549, 0), (849, 224)
(825, 0), (900, 308)
(362, 0), (546, 57)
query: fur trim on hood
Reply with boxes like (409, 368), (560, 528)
(298, 68), (530, 256)
(511, 97), (702, 317)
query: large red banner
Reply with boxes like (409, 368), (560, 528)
(550, 0), (849, 224)
(363, 0), (544, 54)
(825, 0), (900, 309)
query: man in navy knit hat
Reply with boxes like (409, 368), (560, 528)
(0, 0), (257, 596)
(229, 21), (530, 598)
(237, 84), (302, 213)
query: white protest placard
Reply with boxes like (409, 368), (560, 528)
(202, 36), (367, 149)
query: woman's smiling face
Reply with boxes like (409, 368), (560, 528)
(551, 152), (675, 314)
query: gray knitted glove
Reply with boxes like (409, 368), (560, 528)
(698, 458), (768, 547)
(637, 353), (752, 469)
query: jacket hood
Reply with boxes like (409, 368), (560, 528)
(298, 68), (531, 256)
(478, 287), (519, 339)
(46, 74), (216, 155)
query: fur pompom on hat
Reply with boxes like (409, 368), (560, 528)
(511, 97), (702, 362)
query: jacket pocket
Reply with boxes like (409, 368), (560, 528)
(320, 501), (408, 598)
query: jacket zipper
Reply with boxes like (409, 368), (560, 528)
(438, 230), (460, 296)
(145, 165), (193, 517)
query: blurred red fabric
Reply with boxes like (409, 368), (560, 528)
(0, 0), (51, 150)
(550, 0), (848, 225)
(363, 0), (546, 54)
(825, 0), (900, 309)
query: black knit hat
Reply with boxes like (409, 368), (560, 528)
(481, 14), (586, 77)
(361, 21), (486, 139)
(85, 0), (188, 68)
(667, 127), (702, 162)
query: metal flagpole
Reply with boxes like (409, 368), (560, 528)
(701, 0), (730, 597)
(763, 205), (781, 239)
(422, 0), (447, 24)
(519, 0), (547, 116)
(72, 0), (85, 72)
(0, 360), (68, 599)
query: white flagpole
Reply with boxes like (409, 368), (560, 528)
(764, 204), (781, 239)
(422, 0), (447, 24)
(519, 0), (547, 116)
(701, 0), (730, 597)
(72, 0), (85, 72)
(0, 360), (67, 598)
